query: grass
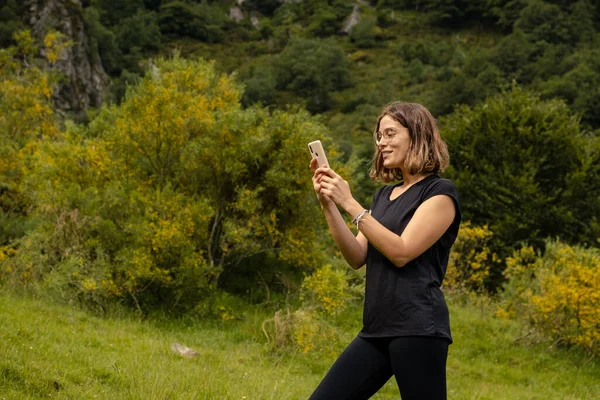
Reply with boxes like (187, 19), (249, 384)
(0, 292), (598, 399)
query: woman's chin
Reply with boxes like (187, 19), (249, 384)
(383, 159), (398, 169)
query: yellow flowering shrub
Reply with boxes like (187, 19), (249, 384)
(262, 264), (351, 355)
(500, 241), (600, 356)
(262, 307), (340, 357)
(291, 309), (339, 357)
(0, 30), (62, 246)
(301, 264), (350, 316)
(445, 222), (500, 293)
(3, 54), (334, 314)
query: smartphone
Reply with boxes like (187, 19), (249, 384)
(308, 140), (329, 168)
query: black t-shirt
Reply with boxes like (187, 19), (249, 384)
(358, 174), (461, 343)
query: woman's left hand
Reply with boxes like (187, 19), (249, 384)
(315, 166), (354, 210)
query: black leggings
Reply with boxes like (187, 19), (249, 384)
(308, 336), (449, 400)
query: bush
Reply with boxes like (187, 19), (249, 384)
(349, 16), (379, 49)
(444, 222), (500, 293)
(158, 1), (225, 42)
(442, 86), (595, 260)
(275, 37), (353, 113)
(301, 264), (351, 316)
(500, 241), (600, 356)
(0, 0), (26, 47)
(262, 263), (355, 356)
(240, 61), (278, 107)
(0, 31), (61, 246)
(1, 56), (334, 314)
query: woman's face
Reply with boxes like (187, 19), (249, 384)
(377, 115), (411, 170)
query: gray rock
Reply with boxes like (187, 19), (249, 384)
(26, 0), (109, 120)
(250, 15), (260, 30)
(341, 4), (361, 34)
(171, 343), (199, 358)
(230, 6), (244, 22)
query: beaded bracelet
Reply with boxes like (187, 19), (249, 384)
(351, 209), (370, 230)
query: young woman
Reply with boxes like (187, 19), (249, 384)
(308, 102), (461, 400)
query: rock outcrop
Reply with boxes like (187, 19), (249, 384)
(341, 3), (361, 34)
(26, 0), (109, 119)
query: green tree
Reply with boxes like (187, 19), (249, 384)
(90, 0), (146, 27)
(442, 86), (596, 262)
(84, 6), (122, 75)
(349, 16), (379, 49)
(0, 31), (60, 246)
(5, 56), (333, 313)
(0, 0), (26, 47)
(275, 37), (352, 113)
(243, 0), (282, 16)
(158, 1), (225, 43)
(539, 47), (600, 128)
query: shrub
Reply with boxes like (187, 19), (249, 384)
(158, 1), (225, 43)
(274, 37), (352, 113)
(500, 241), (600, 356)
(1, 56), (333, 314)
(445, 222), (499, 293)
(263, 263), (355, 355)
(0, 30), (61, 246)
(442, 86), (595, 262)
(349, 16), (379, 48)
(301, 264), (351, 316)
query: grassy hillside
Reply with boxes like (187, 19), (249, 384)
(1, 293), (598, 399)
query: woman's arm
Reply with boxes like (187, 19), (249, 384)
(311, 159), (368, 269)
(351, 195), (455, 267)
(320, 202), (368, 269)
(317, 166), (455, 268)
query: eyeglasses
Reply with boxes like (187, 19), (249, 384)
(374, 128), (400, 145)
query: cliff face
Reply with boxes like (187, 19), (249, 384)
(26, 0), (109, 119)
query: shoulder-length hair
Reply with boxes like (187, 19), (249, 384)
(370, 102), (449, 183)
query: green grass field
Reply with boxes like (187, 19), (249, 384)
(1, 293), (598, 399)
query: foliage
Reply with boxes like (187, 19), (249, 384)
(500, 241), (600, 356)
(90, 0), (147, 27)
(515, 0), (595, 46)
(263, 263), (355, 356)
(442, 86), (597, 261)
(240, 60), (278, 107)
(0, 30), (62, 246)
(445, 222), (500, 293)
(349, 16), (380, 49)
(0, 0), (26, 47)
(158, 1), (226, 43)
(274, 37), (352, 113)
(377, 0), (495, 26)
(301, 264), (351, 316)
(243, 0), (282, 17)
(1, 56), (332, 313)
(84, 6), (122, 75)
(538, 46), (600, 127)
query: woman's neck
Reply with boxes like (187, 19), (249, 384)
(401, 172), (432, 187)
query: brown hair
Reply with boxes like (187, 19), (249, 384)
(370, 102), (449, 183)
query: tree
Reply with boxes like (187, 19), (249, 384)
(243, 0), (282, 16)
(0, 30), (60, 245)
(7, 56), (334, 313)
(442, 86), (596, 259)
(158, 1), (225, 43)
(0, 0), (26, 47)
(275, 38), (352, 113)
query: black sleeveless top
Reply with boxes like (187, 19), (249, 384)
(358, 175), (461, 343)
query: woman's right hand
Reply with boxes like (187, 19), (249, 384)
(310, 158), (333, 206)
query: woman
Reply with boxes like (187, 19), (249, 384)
(308, 102), (461, 400)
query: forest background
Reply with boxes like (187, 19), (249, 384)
(0, 0), (599, 398)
